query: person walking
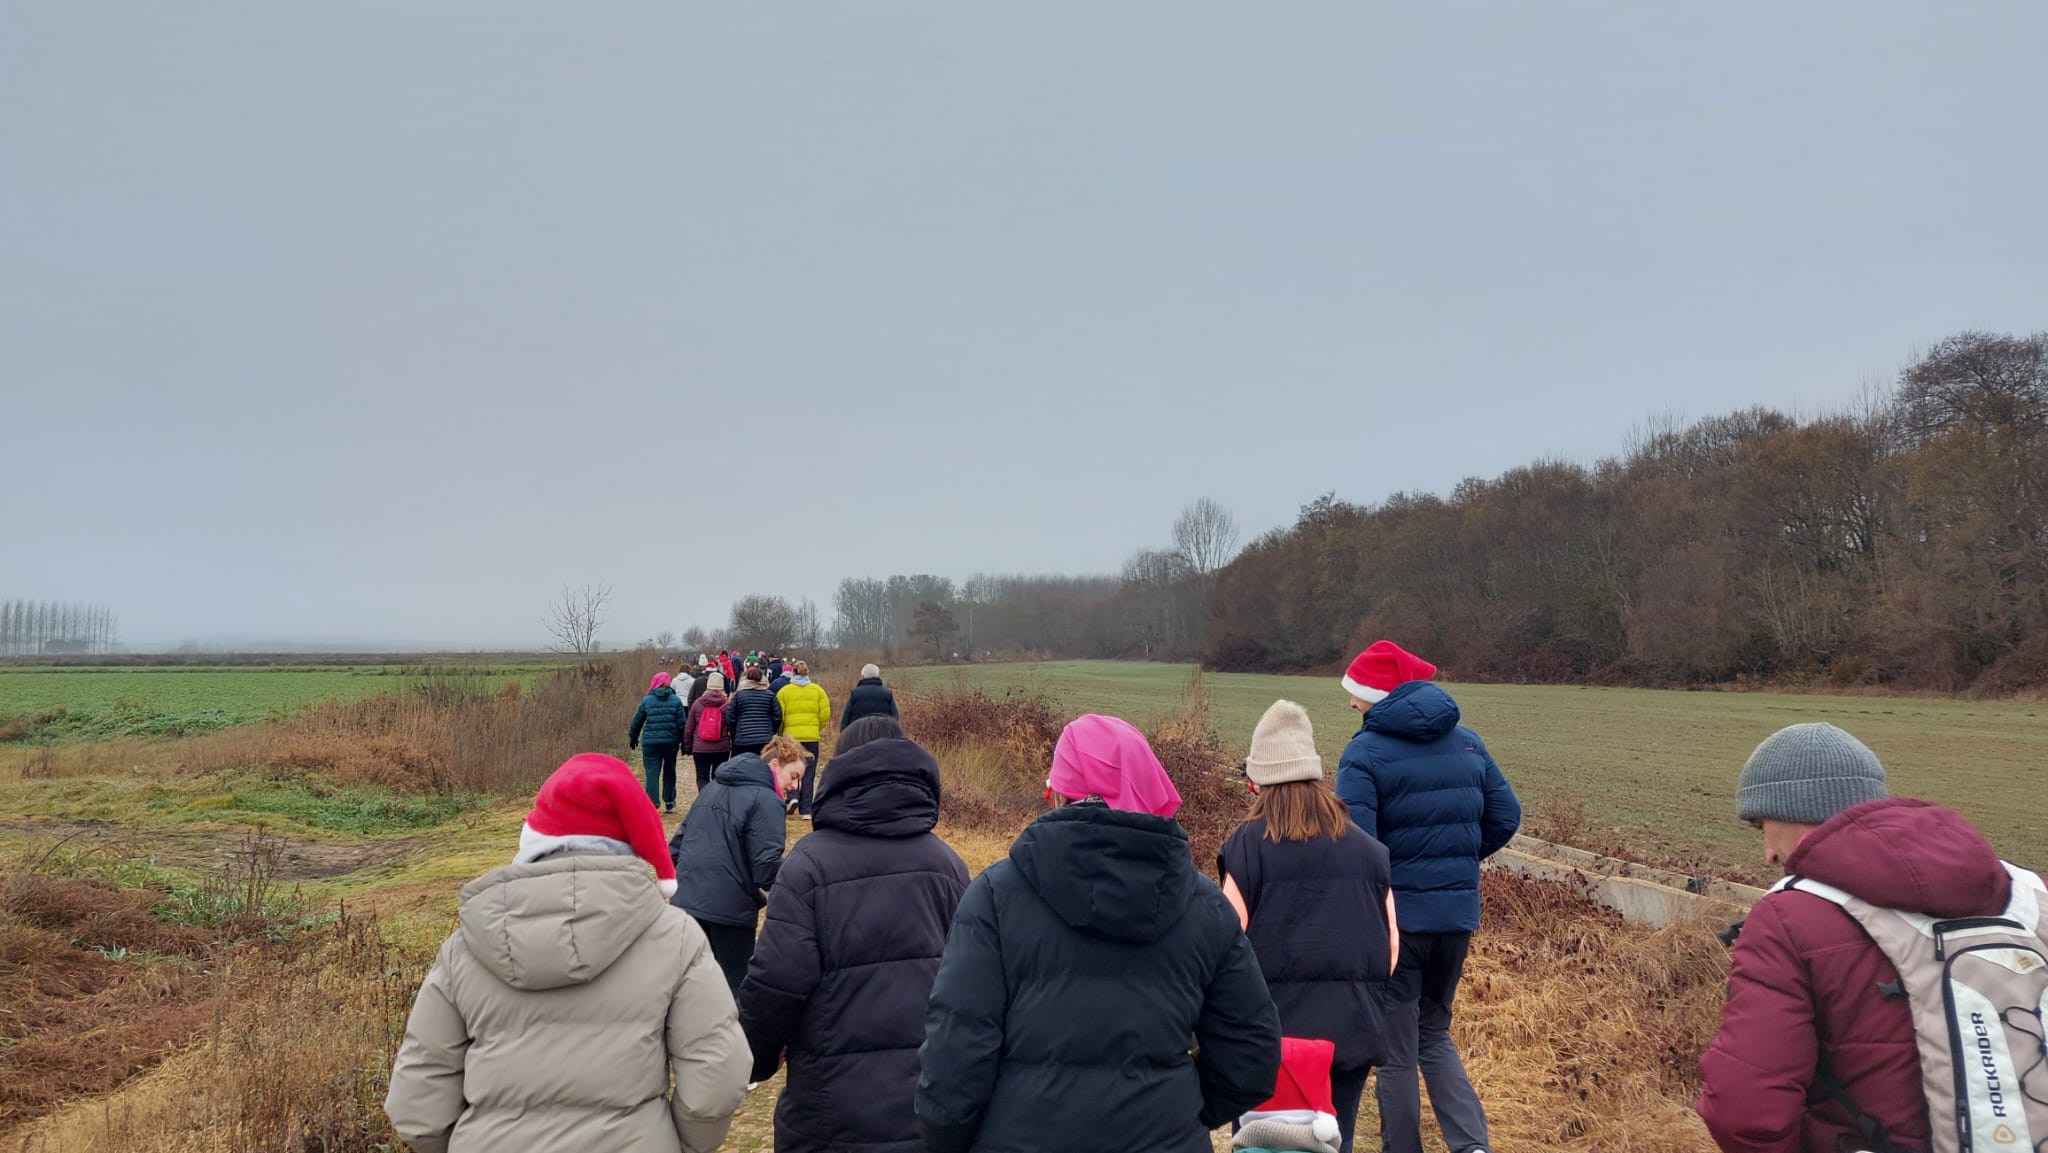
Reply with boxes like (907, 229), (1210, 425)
(739, 716), (970, 1153)
(668, 735), (809, 994)
(1334, 640), (1519, 1153)
(841, 663), (899, 729)
(385, 753), (748, 1153)
(916, 714), (1282, 1153)
(769, 664), (793, 693)
(1220, 700), (1398, 1153)
(776, 660), (833, 819)
(1698, 723), (2045, 1153)
(629, 671), (690, 814)
(687, 672), (734, 793)
(724, 668), (783, 761)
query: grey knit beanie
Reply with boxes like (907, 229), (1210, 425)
(1735, 722), (1888, 825)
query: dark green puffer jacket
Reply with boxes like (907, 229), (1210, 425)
(630, 685), (688, 749)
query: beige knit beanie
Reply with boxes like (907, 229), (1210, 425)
(1246, 699), (1322, 786)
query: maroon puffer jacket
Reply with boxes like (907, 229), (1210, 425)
(1698, 797), (2011, 1153)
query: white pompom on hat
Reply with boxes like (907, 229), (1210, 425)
(1246, 700), (1323, 786)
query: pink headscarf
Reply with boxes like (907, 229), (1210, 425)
(649, 671), (672, 690)
(1047, 714), (1182, 818)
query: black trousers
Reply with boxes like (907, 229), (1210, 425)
(797, 741), (822, 815)
(693, 750), (729, 792)
(733, 741), (768, 760)
(695, 916), (757, 994)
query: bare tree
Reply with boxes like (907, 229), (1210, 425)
(795, 597), (825, 651)
(546, 583), (613, 654)
(729, 594), (800, 653)
(1172, 498), (1241, 576)
(910, 600), (959, 659)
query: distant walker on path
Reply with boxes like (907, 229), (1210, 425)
(841, 663), (899, 730)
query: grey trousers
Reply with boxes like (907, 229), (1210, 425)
(1376, 930), (1490, 1153)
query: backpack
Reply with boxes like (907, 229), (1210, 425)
(696, 698), (726, 743)
(1774, 863), (2048, 1153)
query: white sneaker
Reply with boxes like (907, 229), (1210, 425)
(802, 814), (813, 822)
(746, 1082), (761, 1092)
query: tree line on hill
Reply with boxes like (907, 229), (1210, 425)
(681, 329), (2046, 692)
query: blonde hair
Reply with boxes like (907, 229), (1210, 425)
(763, 734), (807, 765)
(793, 660), (810, 677)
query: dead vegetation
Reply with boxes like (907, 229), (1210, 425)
(1459, 871), (1725, 1152)
(10, 657), (635, 793)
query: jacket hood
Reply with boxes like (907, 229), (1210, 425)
(698, 689), (728, 707)
(646, 685), (676, 702)
(1786, 797), (2010, 918)
(713, 752), (776, 790)
(813, 737), (940, 837)
(857, 676), (884, 686)
(458, 855), (665, 990)
(1360, 681), (1462, 742)
(1009, 802), (1195, 943)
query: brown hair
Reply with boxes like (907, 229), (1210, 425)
(793, 660), (810, 677)
(763, 734), (808, 765)
(1249, 779), (1351, 842)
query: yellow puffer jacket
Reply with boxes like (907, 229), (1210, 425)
(776, 680), (833, 743)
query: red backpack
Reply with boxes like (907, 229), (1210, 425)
(695, 696), (726, 743)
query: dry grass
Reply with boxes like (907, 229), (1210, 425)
(9, 908), (426, 1153)
(4, 656), (639, 795)
(1456, 872), (1725, 1152)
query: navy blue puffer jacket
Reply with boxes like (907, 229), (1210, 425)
(1334, 682), (1521, 933)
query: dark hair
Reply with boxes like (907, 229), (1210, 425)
(837, 715), (906, 754)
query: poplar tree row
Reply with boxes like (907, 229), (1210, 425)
(0, 600), (120, 655)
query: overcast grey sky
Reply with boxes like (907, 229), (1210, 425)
(4, 3), (2044, 648)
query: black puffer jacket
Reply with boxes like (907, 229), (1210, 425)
(723, 686), (783, 748)
(1218, 818), (1393, 1070)
(668, 754), (787, 927)
(738, 738), (969, 1153)
(841, 677), (900, 729)
(628, 684), (687, 749)
(916, 803), (1281, 1153)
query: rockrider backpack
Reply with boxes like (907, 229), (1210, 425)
(695, 699), (725, 744)
(1773, 863), (2048, 1153)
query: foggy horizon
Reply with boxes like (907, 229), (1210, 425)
(5, 3), (2045, 649)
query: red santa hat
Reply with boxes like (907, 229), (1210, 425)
(1233, 1037), (1341, 1153)
(1339, 639), (1438, 704)
(516, 753), (677, 898)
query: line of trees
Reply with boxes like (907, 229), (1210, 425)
(826, 500), (1240, 660)
(1208, 330), (2048, 692)
(0, 600), (121, 655)
(647, 327), (2048, 692)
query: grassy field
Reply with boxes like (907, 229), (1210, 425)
(0, 663), (564, 741)
(898, 661), (2048, 884)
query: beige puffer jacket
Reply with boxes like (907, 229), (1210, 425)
(384, 854), (749, 1153)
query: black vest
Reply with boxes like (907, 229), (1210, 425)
(1218, 817), (1394, 1069)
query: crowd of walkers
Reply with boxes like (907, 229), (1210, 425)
(386, 638), (2048, 1153)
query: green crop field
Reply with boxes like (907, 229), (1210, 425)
(897, 661), (2048, 884)
(0, 662), (564, 741)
